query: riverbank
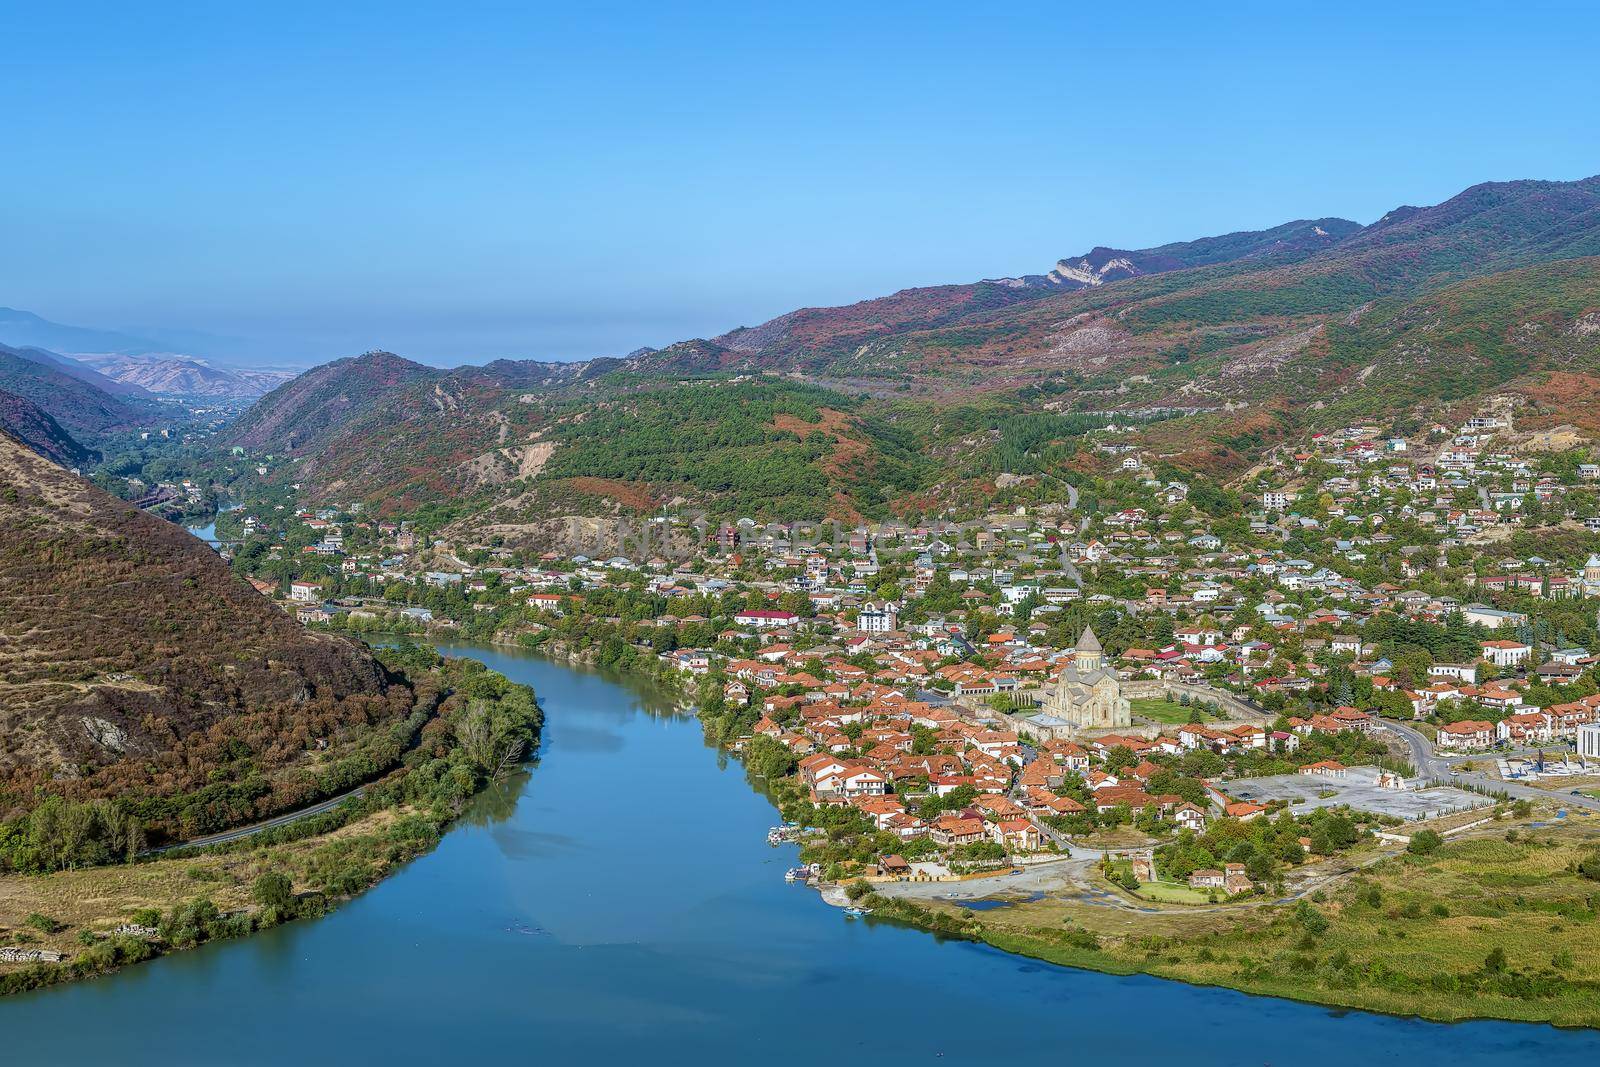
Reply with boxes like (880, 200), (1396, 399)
(0, 649), (542, 997)
(9, 640), (1600, 1065)
(834, 812), (1600, 1028)
(662, 656), (1600, 1027)
(0, 803), (437, 995)
(429, 633), (1600, 1029)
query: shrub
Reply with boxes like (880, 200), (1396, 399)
(1577, 850), (1600, 882)
(1408, 829), (1443, 855)
(252, 871), (295, 911)
(24, 913), (62, 935)
(1295, 901), (1330, 937)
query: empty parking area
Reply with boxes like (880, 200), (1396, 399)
(1224, 766), (1492, 821)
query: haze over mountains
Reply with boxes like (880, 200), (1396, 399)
(0, 307), (294, 400)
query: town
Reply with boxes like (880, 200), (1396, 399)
(187, 399), (1600, 910)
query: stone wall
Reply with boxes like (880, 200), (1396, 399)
(1122, 679), (1270, 725)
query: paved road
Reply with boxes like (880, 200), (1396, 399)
(145, 786), (367, 855)
(1378, 719), (1600, 814)
(875, 857), (1090, 902)
(876, 842), (1395, 915)
(1026, 469), (1087, 587)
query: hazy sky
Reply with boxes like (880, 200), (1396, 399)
(4, 1), (1598, 367)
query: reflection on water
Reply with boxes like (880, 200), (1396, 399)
(2, 640), (1598, 1065)
(457, 766), (532, 828)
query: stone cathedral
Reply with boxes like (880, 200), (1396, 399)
(1042, 626), (1130, 731)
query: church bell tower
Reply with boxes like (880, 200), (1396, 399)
(1074, 626), (1103, 672)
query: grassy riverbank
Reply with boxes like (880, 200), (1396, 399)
(0, 649), (541, 997)
(865, 814), (1600, 1027)
(676, 673), (1600, 1028)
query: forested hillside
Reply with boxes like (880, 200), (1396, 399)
(211, 174), (1600, 530)
(0, 432), (415, 843)
(0, 393), (94, 468)
(226, 350), (440, 452)
(0, 344), (145, 434)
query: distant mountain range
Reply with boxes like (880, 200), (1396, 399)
(0, 306), (168, 356)
(187, 175), (1600, 532)
(0, 308), (294, 399)
(74, 352), (295, 399)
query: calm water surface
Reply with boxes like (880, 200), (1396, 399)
(4, 641), (1598, 1065)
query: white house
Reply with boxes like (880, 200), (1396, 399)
(857, 602), (899, 633)
(1480, 640), (1532, 668)
(1428, 663), (1479, 685)
(1579, 722), (1600, 760)
(1462, 604), (1527, 630)
(734, 608), (800, 630)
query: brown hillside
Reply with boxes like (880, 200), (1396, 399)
(0, 432), (412, 829)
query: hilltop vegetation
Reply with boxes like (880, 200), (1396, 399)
(0, 432), (412, 842)
(0, 395), (93, 468)
(202, 174), (1600, 532)
(0, 344), (146, 435)
(226, 350), (440, 453)
(539, 380), (928, 520)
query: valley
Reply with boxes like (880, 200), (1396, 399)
(6, 173), (1600, 1030)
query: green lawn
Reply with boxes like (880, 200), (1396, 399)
(1129, 696), (1215, 724)
(1132, 880), (1216, 904)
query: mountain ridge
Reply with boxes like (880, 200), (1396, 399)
(215, 174), (1600, 525)
(0, 343), (147, 434)
(0, 392), (95, 468)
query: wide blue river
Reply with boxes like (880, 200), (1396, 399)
(4, 641), (1598, 1064)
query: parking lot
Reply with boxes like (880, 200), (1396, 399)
(1223, 765), (1492, 821)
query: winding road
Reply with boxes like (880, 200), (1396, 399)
(144, 786), (367, 855)
(1377, 719), (1600, 814)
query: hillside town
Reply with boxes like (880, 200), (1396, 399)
(189, 401), (1600, 899)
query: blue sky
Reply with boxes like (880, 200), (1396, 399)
(3, 1), (1598, 366)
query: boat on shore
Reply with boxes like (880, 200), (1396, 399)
(784, 863), (821, 884)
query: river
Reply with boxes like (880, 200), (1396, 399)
(3, 641), (1598, 1064)
(185, 504), (241, 548)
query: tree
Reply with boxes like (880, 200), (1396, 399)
(455, 699), (525, 777)
(252, 871), (295, 912)
(1104, 745), (1137, 773)
(1407, 829), (1443, 856)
